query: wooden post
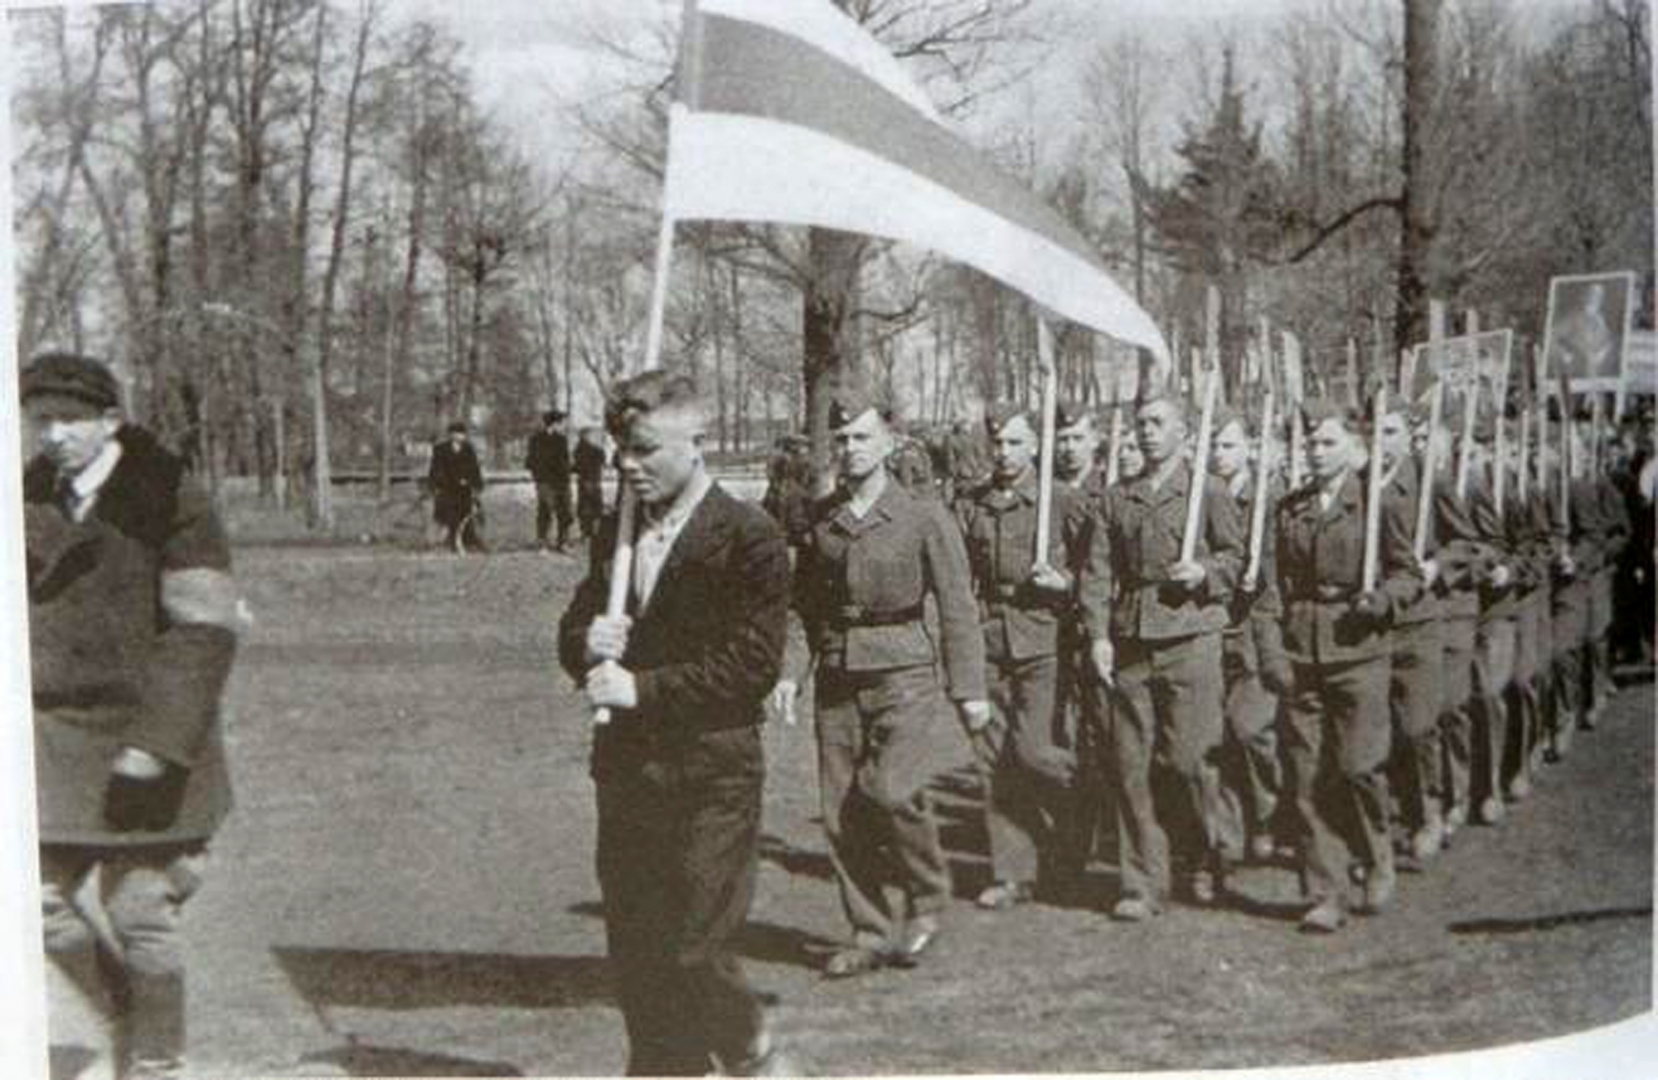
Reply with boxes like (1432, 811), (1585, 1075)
(1182, 359), (1221, 563)
(1363, 383), (1388, 594)
(1105, 405), (1123, 487)
(1034, 320), (1059, 566)
(1245, 389), (1274, 589)
(1414, 379), (1442, 561)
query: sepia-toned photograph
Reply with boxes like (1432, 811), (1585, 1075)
(2, 0), (1655, 1078)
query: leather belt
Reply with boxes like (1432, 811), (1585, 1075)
(826, 603), (924, 629)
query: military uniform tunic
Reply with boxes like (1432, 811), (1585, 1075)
(795, 478), (986, 946)
(1090, 458), (1244, 904)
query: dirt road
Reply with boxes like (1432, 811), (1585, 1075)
(182, 546), (1651, 1077)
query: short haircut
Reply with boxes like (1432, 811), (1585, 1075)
(1135, 392), (1191, 428)
(605, 370), (705, 438)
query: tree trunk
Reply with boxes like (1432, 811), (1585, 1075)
(1394, 0), (1441, 350)
(803, 227), (863, 494)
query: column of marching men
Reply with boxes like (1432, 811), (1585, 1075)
(777, 382), (1637, 970)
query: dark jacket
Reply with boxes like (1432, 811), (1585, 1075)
(428, 438), (484, 526)
(26, 426), (238, 845)
(525, 429), (571, 484)
(558, 484), (790, 778)
(1274, 468), (1422, 665)
(1091, 458), (1244, 643)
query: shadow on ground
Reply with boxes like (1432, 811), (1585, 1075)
(1448, 906), (1653, 935)
(271, 946), (611, 1010)
(297, 1041), (525, 1077)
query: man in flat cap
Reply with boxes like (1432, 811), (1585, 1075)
(22, 352), (240, 1079)
(1091, 391), (1245, 921)
(558, 371), (794, 1075)
(782, 387), (987, 977)
(954, 404), (1106, 909)
(525, 409), (573, 551)
(1207, 404), (1288, 864)
(428, 421), (485, 553)
(1267, 399), (1421, 932)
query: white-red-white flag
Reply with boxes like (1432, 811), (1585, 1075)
(661, 0), (1169, 362)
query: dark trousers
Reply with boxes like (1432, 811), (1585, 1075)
(977, 653), (1076, 886)
(536, 479), (573, 546)
(815, 664), (953, 946)
(594, 728), (766, 1076)
(578, 484), (604, 540)
(1218, 630), (1281, 857)
(1439, 618), (1477, 815)
(1472, 615), (1517, 807)
(1389, 620), (1444, 834)
(1283, 655), (1392, 905)
(1107, 633), (1227, 902)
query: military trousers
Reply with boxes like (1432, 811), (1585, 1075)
(1217, 629), (1281, 859)
(976, 652), (1076, 886)
(594, 727), (766, 1077)
(1438, 617), (1478, 817)
(1106, 632), (1226, 903)
(1587, 569), (1616, 714)
(1508, 592), (1545, 786)
(42, 843), (207, 1080)
(1472, 615), (1518, 808)
(815, 664), (953, 947)
(1282, 655), (1393, 905)
(1388, 620), (1445, 836)
(1551, 579), (1590, 734)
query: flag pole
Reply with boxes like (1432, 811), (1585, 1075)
(593, 1), (700, 726)
(1105, 404), (1123, 486)
(1035, 319), (1059, 566)
(1363, 382), (1388, 594)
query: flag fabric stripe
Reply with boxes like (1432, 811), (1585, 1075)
(665, 112), (1167, 359)
(696, 14), (1103, 272)
(664, 7), (1168, 361)
(698, 0), (941, 122)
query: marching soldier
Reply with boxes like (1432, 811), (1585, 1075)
(1268, 399), (1422, 933)
(1464, 416), (1524, 825)
(1052, 404), (1113, 881)
(955, 405), (1106, 909)
(1091, 393), (1245, 921)
(23, 352), (241, 1080)
(1208, 406), (1287, 863)
(1419, 407), (1496, 852)
(781, 389), (988, 978)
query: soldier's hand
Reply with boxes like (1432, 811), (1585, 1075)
(584, 662), (639, 710)
(103, 750), (188, 833)
(767, 680), (800, 726)
(956, 699), (993, 733)
(1555, 552), (1577, 580)
(1168, 560), (1207, 591)
(1419, 557), (1440, 588)
(1028, 562), (1071, 593)
(1488, 562), (1513, 589)
(1241, 568), (1260, 595)
(1089, 639), (1116, 688)
(586, 615), (632, 664)
(1351, 591), (1390, 621)
(1259, 651), (1293, 697)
